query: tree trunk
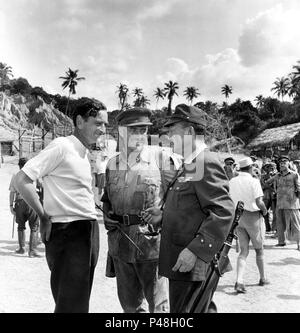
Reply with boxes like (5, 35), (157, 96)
(167, 98), (172, 116)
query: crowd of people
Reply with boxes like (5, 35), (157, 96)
(224, 154), (300, 250)
(8, 100), (300, 313)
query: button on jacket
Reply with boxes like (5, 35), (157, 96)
(274, 171), (300, 209)
(102, 146), (179, 263)
(159, 148), (235, 281)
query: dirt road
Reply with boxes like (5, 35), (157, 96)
(1, 162), (299, 313)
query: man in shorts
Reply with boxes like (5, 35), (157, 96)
(229, 157), (269, 293)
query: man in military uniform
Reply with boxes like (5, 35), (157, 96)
(9, 157), (41, 257)
(261, 162), (277, 232)
(144, 104), (235, 313)
(102, 107), (174, 313)
(223, 156), (238, 180)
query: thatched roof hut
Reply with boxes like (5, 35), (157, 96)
(248, 122), (300, 149)
(247, 122), (300, 157)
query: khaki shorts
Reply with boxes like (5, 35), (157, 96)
(236, 210), (265, 249)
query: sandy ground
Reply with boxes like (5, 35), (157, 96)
(0, 161), (300, 313)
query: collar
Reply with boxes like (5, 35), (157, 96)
(238, 172), (253, 178)
(70, 135), (89, 153)
(117, 145), (152, 165)
(184, 140), (207, 165)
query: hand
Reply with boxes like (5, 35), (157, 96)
(10, 206), (16, 216)
(104, 211), (119, 231)
(39, 212), (52, 243)
(142, 207), (162, 225)
(172, 248), (197, 273)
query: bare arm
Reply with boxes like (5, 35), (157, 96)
(256, 196), (267, 216)
(14, 170), (44, 218)
(9, 191), (16, 216)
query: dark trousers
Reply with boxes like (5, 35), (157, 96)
(169, 280), (217, 313)
(15, 199), (39, 232)
(45, 220), (99, 313)
(112, 257), (169, 313)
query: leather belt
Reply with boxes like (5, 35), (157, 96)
(110, 214), (142, 226)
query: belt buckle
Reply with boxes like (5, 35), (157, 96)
(123, 214), (130, 226)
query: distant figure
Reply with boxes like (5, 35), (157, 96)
(229, 157), (269, 294)
(9, 157), (41, 258)
(271, 155), (300, 250)
(224, 157), (238, 180)
(261, 162), (277, 232)
(293, 159), (300, 174)
(95, 135), (117, 203)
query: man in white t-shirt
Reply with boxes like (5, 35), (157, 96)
(14, 98), (108, 313)
(229, 157), (269, 294)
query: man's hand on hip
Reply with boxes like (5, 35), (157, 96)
(172, 248), (197, 273)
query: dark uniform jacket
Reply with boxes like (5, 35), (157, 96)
(159, 149), (235, 281)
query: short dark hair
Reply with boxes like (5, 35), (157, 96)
(72, 98), (106, 127)
(18, 157), (28, 168)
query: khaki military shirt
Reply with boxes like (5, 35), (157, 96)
(274, 171), (300, 209)
(102, 145), (180, 263)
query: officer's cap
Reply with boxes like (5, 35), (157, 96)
(163, 104), (207, 128)
(278, 155), (290, 162)
(224, 157), (235, 164)
(116, 107), (152, 127)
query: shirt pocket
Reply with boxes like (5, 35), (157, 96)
(173, 182), (200, 209)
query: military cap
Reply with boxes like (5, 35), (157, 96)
(163, 104), (207, 128)
(116, 107), (153, 127)
(293, 159), (300, 164)
(278, 155), (290, 162)
(224, 156), (235, 164)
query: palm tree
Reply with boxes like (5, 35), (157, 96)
(0, 63), (13, 91)
(116, 83), (129, 111)
(254, 95), (265, 109)
(288, 61), (300, 101)
(132, 88), (144, 107)
(164, 80), (179, 116)
(59, 68), (85, 117)
(132, 87), (143, 99)
(221, 84), (233, 104)
(271, 77), (290, 101)
(153, 87), (165, 109)
(183, 86), (200, 105)
(139, 95), (150, 108)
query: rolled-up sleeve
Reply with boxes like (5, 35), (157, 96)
(187, 153), (235, 263)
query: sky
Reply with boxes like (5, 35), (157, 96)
(1, 0), (300, 111)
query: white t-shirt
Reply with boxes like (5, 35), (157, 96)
(22, 135), (97, 223)
(229, 172), (264, 212)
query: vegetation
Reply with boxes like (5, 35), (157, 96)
(1, 59), (300, 152)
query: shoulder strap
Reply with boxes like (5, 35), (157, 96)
(160, 167), (185, 209)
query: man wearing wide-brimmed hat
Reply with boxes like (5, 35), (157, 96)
(229, 157), (269, 293)
(101, 107), (176, 313)
(144, 103), (235, 313)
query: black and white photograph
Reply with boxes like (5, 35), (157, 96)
(0, 0), (300, 316)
